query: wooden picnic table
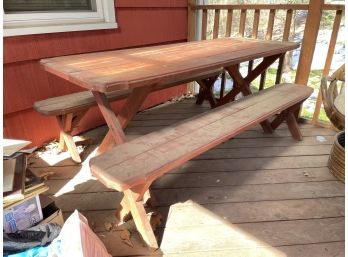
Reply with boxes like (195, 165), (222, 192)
(41, 38), (299, 153)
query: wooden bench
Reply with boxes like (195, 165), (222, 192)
(89, 83), (313, 249)
(34, 69), (222, 163)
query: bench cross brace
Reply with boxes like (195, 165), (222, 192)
(56, 110), (88, 163)
(271, 101), (304, 141)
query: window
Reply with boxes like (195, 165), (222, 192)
(4, 0), (117, 37)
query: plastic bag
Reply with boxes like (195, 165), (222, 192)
(3, 223), (61, 255)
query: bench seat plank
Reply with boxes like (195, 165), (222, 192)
(89, 84), (313, 192)
(34, 69), (223, 116)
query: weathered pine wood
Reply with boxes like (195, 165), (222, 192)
(76, 197), (343, 233)
(34, 69), (222, 116)
(49, 180), (342, 211)
(259, 9), (276, 91)
(44, 166), (336, 195)
(33, 97), (343, 256)
(312, 9), (343, 124)
(248, 9), (260, 74)
(187, 0), (197, 41)
(193, 4), (309, 10)
(124, 122), (335, 137)
(213, 9), (220, 39)
(90, 84), (312, 192)
(276, 9), (293, 84)
(41, 38), (299, 92)
(92, 91), (126, 145)
(151, 181), (343, 206)
(123, 188), (158, 249)
(192, 3), (343, 11)
(56, 114), (81, 163)
(97, 86), (152, 154)
(201, 9), (208, 40)
(58, 113), (73, 151)
(225, 9), (233, 37)
(238, 9), (247, 37)
(294, 0), (324, 86)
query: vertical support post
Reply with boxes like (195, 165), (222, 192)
(188, 0), (197, 42)
(295, 0), (324, 85)
(259, 9), (276, 91)
(213, 9), (220, 39)
(225, 9), (233, 37)
(311, 9), (342, 124)
(187, 0), (198, 94)
(276, 9), (293, 84)
(238, 9), (247, 37)
(248, 9), (260, 75)
(294, 0), (324, 118)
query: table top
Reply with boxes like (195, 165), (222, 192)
(41, 38), (299, 93)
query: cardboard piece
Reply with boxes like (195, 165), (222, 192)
(3, 195), (43, 233)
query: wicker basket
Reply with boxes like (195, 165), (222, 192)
(328, 131), (345, 182)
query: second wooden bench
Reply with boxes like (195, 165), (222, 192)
(34, 69), (222, 162)
(89, 83), (313, 249)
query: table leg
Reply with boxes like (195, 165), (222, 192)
(196, 75), (219, 108)
(96, 86), (152, 154)
(225, 64), (273, 134)
(92, 91), (126, 145)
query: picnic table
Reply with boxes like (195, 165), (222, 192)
(41, 38), (299, 152)
(39, 38), (313, 249)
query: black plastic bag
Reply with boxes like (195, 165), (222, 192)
(3, 223), (61, 255)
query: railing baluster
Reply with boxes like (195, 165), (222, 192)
(259, 9), (276, 90)
(276, 9), (294, 84)
(266, 9), (276, 40)
(248, 9), (260, 74)
(239, 9), (247, 37)
(201, 9), (208, 40)
(312, 9), (343, 124)
(213, 9), (220, 39)
(252, 9), (260, 38)
(225, 9), (233, 37)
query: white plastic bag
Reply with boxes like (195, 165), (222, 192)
(56, 210), (111, 257)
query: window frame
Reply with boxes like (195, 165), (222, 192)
(4, 0), (117, 37)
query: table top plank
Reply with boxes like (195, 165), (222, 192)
(41, 38), (299, 92)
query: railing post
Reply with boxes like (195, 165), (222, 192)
(294, 0), (324, 118)
(187, 0), (198, 94)
(311, 9), (343, 125)
(295, 0), (324, 85)
(188, 0), (197, 42)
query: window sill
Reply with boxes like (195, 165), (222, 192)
(4, 22), (118, 37)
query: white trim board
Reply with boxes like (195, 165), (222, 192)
(4, 0), (117, 37)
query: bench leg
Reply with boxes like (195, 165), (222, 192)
(124, 189), (158, 250)
(286, 112), (303, 141)
(116, 182), (158, 249)
(56, 114), (82, 163)
(270, 103), (303, 141)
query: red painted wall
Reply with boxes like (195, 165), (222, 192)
(3, 0), (188, 146)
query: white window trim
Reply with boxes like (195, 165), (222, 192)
(4, 0), (117, 37)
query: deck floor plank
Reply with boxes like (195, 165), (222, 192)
(27, 98), (344, 257)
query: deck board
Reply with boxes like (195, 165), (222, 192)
(28, 98), (344, 257)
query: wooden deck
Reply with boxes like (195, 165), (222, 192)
(28, 97), (344, 257)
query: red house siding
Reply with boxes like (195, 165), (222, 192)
(3, 0), (188, 146)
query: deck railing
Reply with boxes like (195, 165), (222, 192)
(188, 0), (344, 127)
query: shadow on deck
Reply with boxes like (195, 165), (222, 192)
(28, 98), (344, 257)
